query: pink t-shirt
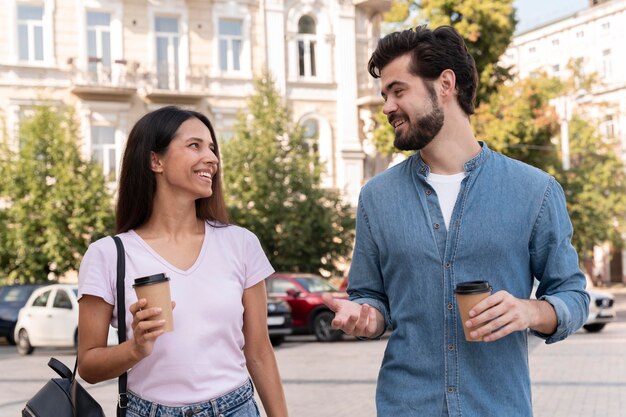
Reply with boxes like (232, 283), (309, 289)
(78, 221), (274, 406)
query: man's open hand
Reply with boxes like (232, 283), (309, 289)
(321, 294), (385, 338)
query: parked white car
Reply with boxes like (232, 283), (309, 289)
(14, 284), (117, 355)
(531, 278), (615, 333)
(582, 287), (615, 333)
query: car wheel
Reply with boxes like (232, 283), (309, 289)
(7, 325), (17, 345)
(17, 329), (34, 356)
(313, 311), (343, 342)
(270, 336), (285, 347)
(583, 323), (606, 333)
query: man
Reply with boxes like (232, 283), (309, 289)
(323, 25), (589, 417)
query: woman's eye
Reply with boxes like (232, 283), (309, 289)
(189, 143), (199, 149)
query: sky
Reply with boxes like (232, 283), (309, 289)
(514, 0), (589, 33)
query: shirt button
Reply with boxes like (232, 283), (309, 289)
(448, 386), (455, 393)
(420, 166), (427, 173)
(184, 411), (194, 417)
(433, 223), (440, 229)
(445, 262), (451, 268)
(448, 344), (454, 351)
(447, 303), (454, 310)
(425, 189), (432, 195)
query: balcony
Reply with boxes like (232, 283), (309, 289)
(70, 58), (137, 101)
(143, 64), (208, 104)
(353, 0), (391, 14)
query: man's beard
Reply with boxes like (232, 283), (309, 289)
(392, 83), (444, 151)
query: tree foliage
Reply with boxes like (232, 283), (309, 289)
(473, 74), (562, 172)
(221, 73), (355, 276)
(556, 116), (626, 260)
(0, 106), (114, 284)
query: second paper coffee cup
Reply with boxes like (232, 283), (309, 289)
(455, 280), (492, 342)
(133, 273), (174, 332)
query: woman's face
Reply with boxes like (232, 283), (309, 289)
(151, 117), (219, 200)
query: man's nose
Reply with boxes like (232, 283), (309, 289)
(382, 99), (397, 115)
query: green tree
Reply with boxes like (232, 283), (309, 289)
(221, 73), (355, 276)
(0, 106), (114, 284)
(557, 116), (626, 263)
(473, 74), (562, 172)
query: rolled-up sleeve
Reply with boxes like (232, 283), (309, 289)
(529, 178), (590, 343)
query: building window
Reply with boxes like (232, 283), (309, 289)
(297, 15), (317, 77)
(602, 49), (612, 79)
(218, 19), (243, 72)
(551, 39), (559, 46)
(603, 115), (615, 139)
(91, 125), (117, 182)
(17, 4), (44, 62)
(86, 11), (112, 83)
(576, 30), (584, 38)
(601, 21), (610, 30)
(552, 64), (560, 74)
(529, 46), (536, 53)
(155, 16), (180, 90)
(302, 119), (319, 153)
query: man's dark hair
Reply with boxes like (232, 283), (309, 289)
(368, 25), (478, 116)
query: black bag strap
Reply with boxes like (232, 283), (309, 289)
(112, 236), (128, 415)
(48, 357), (73, 379)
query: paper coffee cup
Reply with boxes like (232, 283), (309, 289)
(133, 273), (174, 332)
(455, 281), (492, 342)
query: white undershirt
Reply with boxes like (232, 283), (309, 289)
(426, 172), (467, 229)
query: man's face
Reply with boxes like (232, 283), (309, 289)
(380, 54), (444, 151)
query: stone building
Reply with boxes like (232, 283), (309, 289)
(0, 0), (391, 206)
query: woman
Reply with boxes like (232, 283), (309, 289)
(77, 106), (288, 417)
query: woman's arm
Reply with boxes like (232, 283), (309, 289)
(243, 281), (289, 417)
(77, 295), (168, 383)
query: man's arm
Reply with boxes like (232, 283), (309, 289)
(463, 177), (589, 343)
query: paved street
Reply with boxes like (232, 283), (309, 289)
(1, 290), (625, 416)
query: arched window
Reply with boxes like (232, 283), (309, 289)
(302, 118), (319, 153)
(297, 15), (316, 77)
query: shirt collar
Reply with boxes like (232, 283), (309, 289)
(413, 141), (490, 177)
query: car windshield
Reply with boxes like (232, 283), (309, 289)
(294, 276), (338, 293)
(0, 287), (33, 303)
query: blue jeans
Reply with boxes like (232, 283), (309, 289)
(125, 379), (260, 417)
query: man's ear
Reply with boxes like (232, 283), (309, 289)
(439, 69), (457, 97)
(150, 151), (164, 173)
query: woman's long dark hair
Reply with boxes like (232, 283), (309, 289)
(116, 106), (229, 233)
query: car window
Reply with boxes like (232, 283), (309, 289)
(52, 290), (73, 309)
(294, 276), (337, 293)
(0, 287), (33, 303)
(31, 290), (51, 307)
(270, 279), (298, 294)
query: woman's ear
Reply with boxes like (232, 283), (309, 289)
(150, 151), (164, 173)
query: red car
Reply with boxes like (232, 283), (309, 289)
(267, 273), (348, 342)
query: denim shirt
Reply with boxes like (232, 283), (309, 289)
(348, 143), (589, 417)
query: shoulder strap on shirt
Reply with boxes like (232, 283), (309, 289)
(112, 236), (128, 415)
